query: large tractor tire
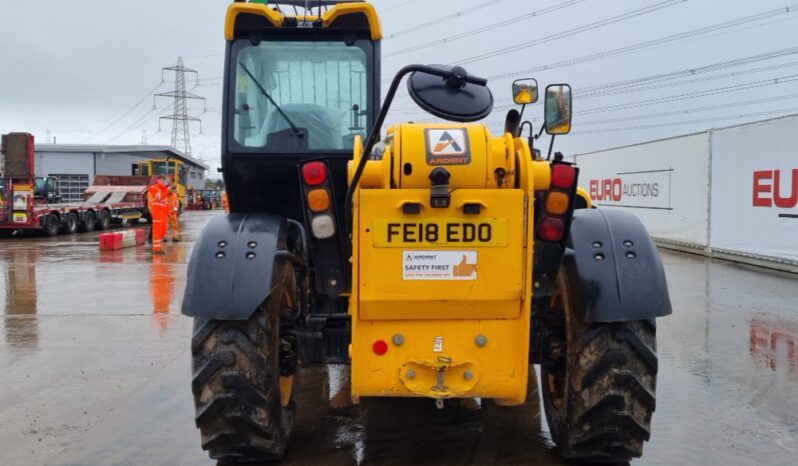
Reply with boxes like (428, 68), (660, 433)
(191, 266), (298, 463)
(541, 268), (658, 463)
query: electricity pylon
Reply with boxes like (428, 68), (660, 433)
(155, 57), (206, 156)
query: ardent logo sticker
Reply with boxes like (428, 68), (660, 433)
(425, 128), (471, 165)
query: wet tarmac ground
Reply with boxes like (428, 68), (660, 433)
(1, 211), (797, 466)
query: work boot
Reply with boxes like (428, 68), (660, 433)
(172, 236), (180, 242)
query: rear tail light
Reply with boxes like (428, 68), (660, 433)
(546, 192), (570, 215)
(551, 164), (576, 189)
(307, 188), (331, 213)
(372, 340), (388, 356)
(302, 161), (327, 186)
(311, 214), (336, 239)
(539, 217), (565, 242)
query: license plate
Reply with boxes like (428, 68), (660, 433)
(372, 219), (508, 247)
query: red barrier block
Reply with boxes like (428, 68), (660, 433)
(135, 228), (146, 245)
(99, 229), (146, 251)
(99, 232), (122, 251)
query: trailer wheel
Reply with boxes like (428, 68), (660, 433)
(82, 211), (96, 233)
(191, 266), (298, 463)
(541, 268), (658, 463)
(61, 213), (78, 235)
(44, 214), (60, 237)
(97, 210), (111, 231)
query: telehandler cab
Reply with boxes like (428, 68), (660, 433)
(182, 1), (671, 463)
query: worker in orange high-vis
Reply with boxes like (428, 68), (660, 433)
(147, 175), (169, 255)
(222, 191), (229, 213)
(167, 185), (181, 242)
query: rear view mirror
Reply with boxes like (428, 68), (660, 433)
(544, 84), (572, 135)
(407, 65), (494, 122)
(512, 78), (538, 105)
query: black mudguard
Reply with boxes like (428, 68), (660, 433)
(564, 209), (672, 322)
(182, 213), (297, 320)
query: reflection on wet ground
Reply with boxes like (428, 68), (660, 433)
(1, 211), (796, 466)
(3, 247), (39, 347)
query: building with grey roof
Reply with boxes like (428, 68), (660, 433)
(29, 144), (209, 202)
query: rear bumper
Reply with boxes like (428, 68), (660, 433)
(351, 317), (530, 404)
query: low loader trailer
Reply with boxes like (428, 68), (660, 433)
(0, 133), (150, 236)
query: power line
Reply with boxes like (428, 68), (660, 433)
(581, 59), (798, 100)
(386, 0), (511, 40)
(105, 106), (168, 144)
(486, 3), (798, 81)
(575, 46), (798, 96)
(451, 0), (687, 66)
(394, 45), (798, 114)
(571, 107), (798, 134)
(420, 55), (798, 116)
(576, 92), (798, 126)
(80, 79), (163, 143)
(415, 70), (798, 124)
(478, 50), (798, 111)
(577, 73), (798, 116)
(386, 4), (795, 101)
(384, 0), (586, 58)
(381, 0), (421, 14)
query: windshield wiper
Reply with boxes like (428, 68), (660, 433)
(238, 61), (304, 138)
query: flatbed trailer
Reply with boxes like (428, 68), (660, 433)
(0, 133), (150, 236)
(0, 181), (149, 236)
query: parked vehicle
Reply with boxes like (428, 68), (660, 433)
(0, 133), (149, 236)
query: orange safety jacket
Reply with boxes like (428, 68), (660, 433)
(167, 192), (180, 215)
(147, 185), (166, 206)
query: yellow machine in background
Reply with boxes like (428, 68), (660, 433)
(134, 158), (188, 209)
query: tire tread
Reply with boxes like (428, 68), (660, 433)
(191, 271), (295, 464)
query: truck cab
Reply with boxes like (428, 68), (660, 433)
(217, 0), (381, 323)
(33, 177), (61, 204)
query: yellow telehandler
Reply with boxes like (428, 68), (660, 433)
(182, 1), (671, 463)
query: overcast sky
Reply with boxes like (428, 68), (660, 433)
(2, 0), (797, 176)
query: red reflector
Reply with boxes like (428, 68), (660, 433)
(551, 164), (576, 189)
(539, 217), (565, 242)
(372, 340), (388, 356)
(302, 161), (327, 186)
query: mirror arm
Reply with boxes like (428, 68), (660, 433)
(518, 120), (533, 137)
(518, 121), (534, 152)
(518, 104), (526, 122)
(345, 64), (486, 234)
(547, 135), (556, 161)
(536, 123), (547, 139)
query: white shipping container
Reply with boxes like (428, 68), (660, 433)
(574, 132), (711, 248)
(709, 115), (798, 263)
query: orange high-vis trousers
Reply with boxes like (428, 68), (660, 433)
(169, 212), (179, 241)
(151, 202), (168, 253)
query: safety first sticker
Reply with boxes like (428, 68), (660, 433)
(403, 251), (477, 280)
(425, 128), (471, 165)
